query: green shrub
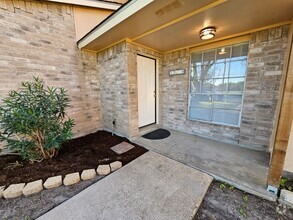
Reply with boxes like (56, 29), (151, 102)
(0, 77), (74, 162)
(280, 177), (293, 191)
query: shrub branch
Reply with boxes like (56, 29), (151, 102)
(0, 77), (74, 162)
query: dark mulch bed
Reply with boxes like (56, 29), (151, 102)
(0, 130), (147, 186)
(195, 181), (293, 220)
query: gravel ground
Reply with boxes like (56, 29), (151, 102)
(195, 181), (293, 220)
(0, 176), (103, 220)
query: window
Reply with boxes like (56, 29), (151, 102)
(188, 42), (249, 126)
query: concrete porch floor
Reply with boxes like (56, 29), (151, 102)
(38, 151), (213, 220)
(132, 129), (277, 201)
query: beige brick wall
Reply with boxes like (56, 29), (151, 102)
(161, 26), (289, 151)
(241, 26), (289, 151)
(97, 42), (129, 137)
(96, 28), (288, 152)
(0, 0), (289, 154)
(0, 0), (102, 151)
(97, 41), (162, 138)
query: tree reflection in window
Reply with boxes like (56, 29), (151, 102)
(189, 42), (249, 126)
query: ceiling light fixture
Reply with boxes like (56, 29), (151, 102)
(199, 27), (216, 40)
(219, 48), (227, 55)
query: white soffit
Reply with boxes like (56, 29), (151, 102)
(78, 0), (293, 52)
(45, 0), (121, 10)
(77, 0), (154, 49)
(135, 0), (293, 52)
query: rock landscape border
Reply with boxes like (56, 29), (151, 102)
(0, 161), (122, 199)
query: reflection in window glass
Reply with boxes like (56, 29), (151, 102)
(214, 62), (229, 78)
(203, 50), (215, 64)
(188, 42), (248, 126)
(190, 94), (211, 106)
(202, 79), (213, 93)
(212, 109), (240, 126)
(213, 94), (243, 105)
(191, 64), (201, 80)
(216, 46), (231, 63)
(230, 60), (247, 77)
(199, 65), (214, 80)
(189, 107), (212, 121)
(228, 77), (245, 94)
(191, 53), (202, 63)
(213, 95), (242, 110)
(213, 78), (228, 93)
(190, 80), (200, 94)
(231, 43), (249, 61)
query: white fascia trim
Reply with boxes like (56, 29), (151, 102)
(45, 0), (121, 10)
(77, 0), (154, 49)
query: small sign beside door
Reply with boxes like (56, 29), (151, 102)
(169, 69), (185, 76)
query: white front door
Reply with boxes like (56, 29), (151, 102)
(137, 55), (156, 127)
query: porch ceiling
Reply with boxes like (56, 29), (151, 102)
(77, 0), (293, 53)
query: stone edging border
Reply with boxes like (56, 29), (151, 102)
(0, 161), (122, 199)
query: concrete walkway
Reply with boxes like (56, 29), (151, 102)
(133, 129), (275, 200)
(38, 151), (213, 220)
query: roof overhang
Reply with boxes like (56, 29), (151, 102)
(77, 0), (154, 49)
(45, 0), (122, 10)
(77, 0), (293, 53)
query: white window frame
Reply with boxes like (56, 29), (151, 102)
(188, 39), (250, 127)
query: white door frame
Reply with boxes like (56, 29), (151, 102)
(137, 54), (157, 128)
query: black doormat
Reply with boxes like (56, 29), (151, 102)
(142, 129), (171, 140)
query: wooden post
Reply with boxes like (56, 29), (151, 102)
(267, 21), (293, 191)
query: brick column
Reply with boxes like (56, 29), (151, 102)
(267, 22), (293, 191)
